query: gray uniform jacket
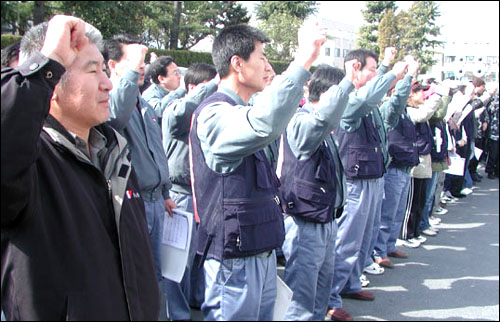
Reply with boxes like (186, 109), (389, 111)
(284, 77), (355, 209)
(108, 70), (172, 201)
(195, 65), (311, 174)
(143, 82), (186, 125)
(163, 80), (218, 195)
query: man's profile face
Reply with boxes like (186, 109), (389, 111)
(54, 43), (113, 128)
(159, 62), (181, 91)
(238, 41), (272, 94)
(358, 57), (378, 88)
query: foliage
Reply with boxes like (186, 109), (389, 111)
(1, 34), (23, 49)
(356, 1), (397, 55)
(401, 1), (443, 73)
(255, 1), (318, 20)
(255, 1), (318, 62)
(259, 12), (302, 62)
(1, 1), (35, 35)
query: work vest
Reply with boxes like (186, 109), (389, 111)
(387, 113), (420, 168)
(430, 121), (448, 163)
(189, 92), (284, 262)
(279, 111), (338, 223)
(336, 114), (385, 180)
(415, 121), (433, 155)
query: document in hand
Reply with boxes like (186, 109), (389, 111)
(273, 276), (293, 321)
(161, 209), (193, 283)
(444, 153), (466, 176)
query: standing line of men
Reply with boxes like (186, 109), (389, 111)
(2, 13), (498, 322)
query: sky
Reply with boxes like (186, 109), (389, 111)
(243, 1), (500, 51)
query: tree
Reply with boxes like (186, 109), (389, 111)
(255, 1), (318, 61)
(357, 1), (397, 55)
(259, 12), (302, 61)
(255, 1), (318, 20)
(143, 1), (250, 50)
(400, 1), (443, 73)
(1, 1), (35, 35)
(51, 1), (146, 39)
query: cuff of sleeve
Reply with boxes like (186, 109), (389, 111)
(338, 78), (355, 94)
(378, 64), (389, 74)
(284, 65), (311, 87)
(174, 87), (186, 97)
(123, 69), (140, 84)
(18, 52), (66, 88)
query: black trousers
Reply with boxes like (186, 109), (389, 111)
(486, 138), (499, 176)
(402, 177), (429, 240)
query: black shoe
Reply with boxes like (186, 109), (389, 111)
(451, 192), (466, 198)
(471, 173), (482, 182)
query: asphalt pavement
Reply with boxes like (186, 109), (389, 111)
(190, 164), (499, 321)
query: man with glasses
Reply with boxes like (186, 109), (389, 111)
(143, 55), (186, 126)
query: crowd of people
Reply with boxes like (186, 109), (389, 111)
(1, 14), (498, 322)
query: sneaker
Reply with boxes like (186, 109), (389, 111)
(421, 228), (438, 236)
(363, 262), (384, 275)
(413, 236), (427, 244)
(460, 188), (473, 196)
(360, 274), (370, 288)
(400, 238), (420, 248)
(429, 217), (441, 226)
(433, 207), (448, 216)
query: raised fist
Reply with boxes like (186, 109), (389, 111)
(40, 15), (88, 68)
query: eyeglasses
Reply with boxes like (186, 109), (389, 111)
(172, 70), (181, 76)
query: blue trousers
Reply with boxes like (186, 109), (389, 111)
(282, 216), (337, 320)
(364, 176), (384, 268)
(202, 252), (277, 321)
(419, 171), (441, 231)
(144, 199), (167, 283)
(374, 167), (411, 258)
(328, 178), (383, 309)
(164, 192), (198, 320)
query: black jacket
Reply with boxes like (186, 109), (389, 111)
(1, 53), (160, 320)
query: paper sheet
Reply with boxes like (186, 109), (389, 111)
(273, 276), (293, 321)
(161, 209), (193, 283)
(444, 153), (466, 176)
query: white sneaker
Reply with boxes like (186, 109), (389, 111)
(421, 228), (438, 236)
(400, 238), (420, 248)
(429, 217), (441, 226)
(363, 262), (385, 275)
(413, 236), (427, 244)
(360, 274), (370, 287)
(433, 207), (448, 216)
(460, 188), (473, 195)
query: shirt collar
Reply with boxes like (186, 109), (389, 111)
(218, 86), (248, 106)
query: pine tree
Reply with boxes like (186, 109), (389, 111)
(357, 1), (397, 55)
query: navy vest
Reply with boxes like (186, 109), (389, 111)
(430, 121), (448, 162)
(336, 114), (385, 180)
(279, 115), (338, 223)
(189, 92), (285, 262)
(387, 114), (419, 168)
(415, 121), (433, 155)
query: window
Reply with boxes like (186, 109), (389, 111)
(343, 49), (349, 57)
(444, 56), (456, 63)
(466, 56), (475, 62)
(334, 48), (341, 57)
(325, 48), (330, 57)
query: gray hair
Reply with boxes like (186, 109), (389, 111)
(19, 21), (102, 65)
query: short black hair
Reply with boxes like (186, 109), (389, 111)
(308, 64), (345, 103)
(1, 41), (20, 68)
(149, 56), (175, 84)
(184, 63), (217, 93)
(102, 34), (142, 63)
(212, 24), (270, 78)
(344, 49), (378, 72)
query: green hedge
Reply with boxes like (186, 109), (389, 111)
(1, 34), (292, 75)
(1, 34), (23, 49)
(147, 49), (291, 75)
